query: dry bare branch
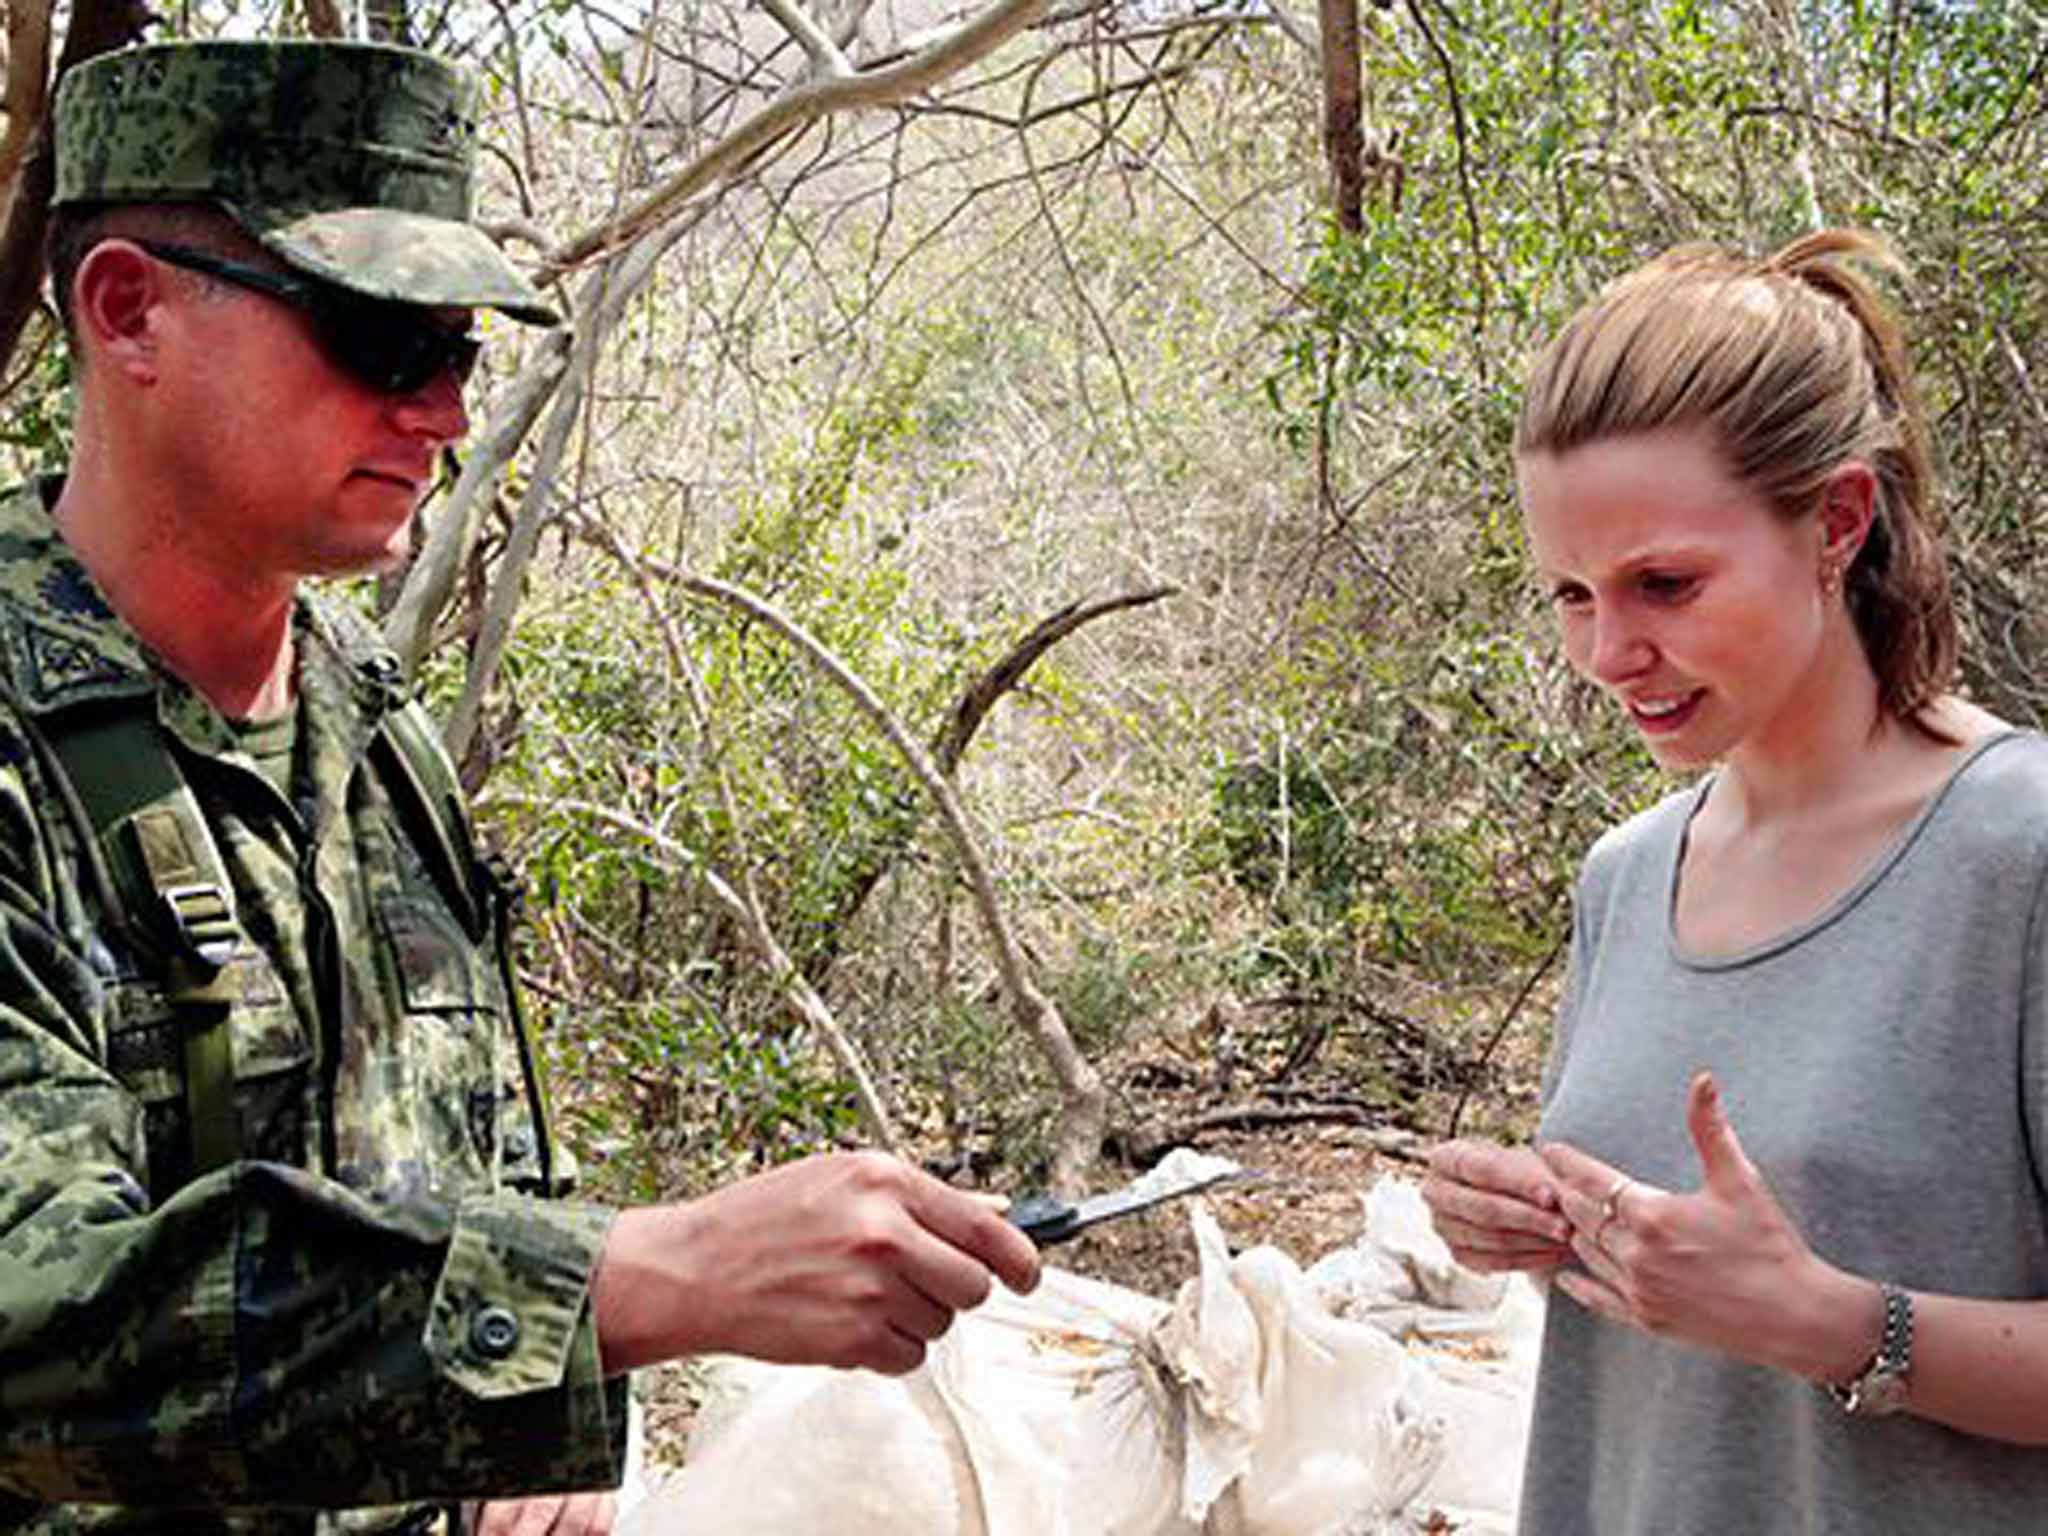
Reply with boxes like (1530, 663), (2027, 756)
(1121, 1107), (1425, 1166)
(0, 0), (150, 376)
(757, 0), (853, 78)
(546, 0), (1056, 273)
(441, 255), (634, 755)
(781, 587), (1182, 983)
(1318, 0), (1363, 233)
(935, 588), (1177, 772)
(302, 0), (348, 38)
(660, 567), (1109, 1193)
(384, 325), (574, 677)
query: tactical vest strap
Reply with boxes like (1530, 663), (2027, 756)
(25, 683), (565, 1198)
(371, 703), (563, 1197)
(39, 700), (244, 1176)
(133, 807), (243, 968)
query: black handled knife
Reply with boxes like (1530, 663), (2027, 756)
(1007, 1165), (1260, 1246)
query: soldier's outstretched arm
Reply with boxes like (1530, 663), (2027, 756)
(0, 745), (625, 1512)
(589, 1150), (1042, 1377)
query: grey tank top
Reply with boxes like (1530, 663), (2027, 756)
(1521, 730), (2048, 1535)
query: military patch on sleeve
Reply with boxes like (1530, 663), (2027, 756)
(22, 617), (131, 698)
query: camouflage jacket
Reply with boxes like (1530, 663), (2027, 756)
(0, 480), (624, 1533)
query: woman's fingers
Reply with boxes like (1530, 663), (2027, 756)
(1425, 1138), (1574, 1267)
(1555, 1269), (1634, 1328)
(1430, 1139), (1565, 1209)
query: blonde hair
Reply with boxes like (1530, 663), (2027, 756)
(1515, 229), (1956, 723)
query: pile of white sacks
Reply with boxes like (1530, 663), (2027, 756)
(620, 1157), (1541, 1536)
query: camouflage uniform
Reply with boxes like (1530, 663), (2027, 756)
(0, 41), (621, 1534)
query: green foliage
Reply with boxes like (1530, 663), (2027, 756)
(1211, 604), (1656, 1005)
(1049, 932), (1169, 1058)
(473, 321), (1036, 1189)
(1217, 743), (1362, 925)
(544, 989), (863, 1202)
(0, 332), (75, 477)
(13, 0), (2035, 1190)
(1234, 0), (2048, 1076)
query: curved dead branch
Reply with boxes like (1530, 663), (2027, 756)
(546, 0), (1057, 273)
(666, 567), (1109, 1193)
(935, 587), (1176, 773)
(785, 586), (1179, 987)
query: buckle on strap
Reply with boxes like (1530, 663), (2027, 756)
(158, 881), (240, 971)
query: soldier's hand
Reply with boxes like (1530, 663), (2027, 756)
(464, 1490), (616, 1535)
(591, 1151), (1041, 1376)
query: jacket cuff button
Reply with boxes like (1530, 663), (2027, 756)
(470, 1305), (522, 1360)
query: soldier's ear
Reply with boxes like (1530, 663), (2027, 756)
(72, 240), (165, 382)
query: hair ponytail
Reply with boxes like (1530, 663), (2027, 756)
(1517, 228), (1956, 723)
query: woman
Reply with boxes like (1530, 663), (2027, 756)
(1422, 229), (2048, 1533)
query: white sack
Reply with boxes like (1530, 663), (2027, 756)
(623, 1197), (1447, 1536)
(621, 1173), (1539, 1536)
(1308, 1178), (1544, 1535)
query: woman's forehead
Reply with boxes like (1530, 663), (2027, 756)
(1518, 427), (1784, 566)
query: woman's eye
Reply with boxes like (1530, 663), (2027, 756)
(1639, 572), (1695, 602)
(1549, 582), (1592, 609)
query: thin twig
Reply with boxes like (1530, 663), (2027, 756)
(1401, 0), (1487, 378)
(485, 790), (902, 1150)
(1446, 931), (1565, 1139)
(547, 0), (1057, 273)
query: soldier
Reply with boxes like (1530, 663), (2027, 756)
(0, 38), (1038, 1536)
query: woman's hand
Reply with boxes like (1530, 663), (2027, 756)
(1539, 1071), (1876, 1382)
(1423, 1137), (1576, 1274)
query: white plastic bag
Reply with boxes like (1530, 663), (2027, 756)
(622, 1196), (1448, 1536)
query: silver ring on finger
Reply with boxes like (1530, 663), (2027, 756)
(1594, 1175), (1632, 1244)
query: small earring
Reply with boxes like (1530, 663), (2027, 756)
(1819, 561), (1843, 598)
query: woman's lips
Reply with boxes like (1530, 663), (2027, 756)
(1626, 688), (1705, 734)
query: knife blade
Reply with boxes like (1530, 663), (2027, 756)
(1007, 1165), (1261, 1246)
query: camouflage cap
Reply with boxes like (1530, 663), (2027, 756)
(54, 40), (558, 324)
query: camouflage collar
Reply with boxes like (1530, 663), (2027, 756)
(0, 476), (412, 736)
(0, 476), (159, 715)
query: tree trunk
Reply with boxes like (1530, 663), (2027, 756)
(366, 0), (410, 44)
(0, 0), (150, 379)
(1318, 0), (1364, 234)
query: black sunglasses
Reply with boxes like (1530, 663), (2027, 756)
(136, 241), (483, 396)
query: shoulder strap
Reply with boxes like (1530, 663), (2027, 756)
(371, 702), (484, 938)
(25, 683), (565, 1198)
(370, 702), (564, 1197)
(35, 699), (243, 1177)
